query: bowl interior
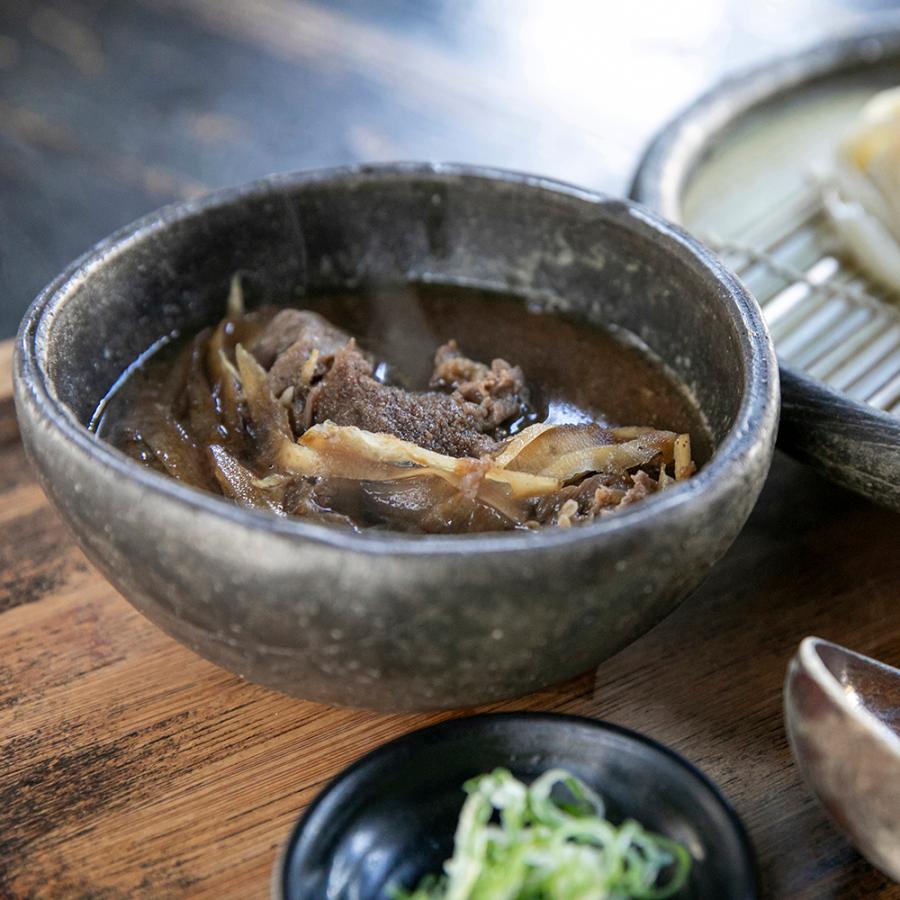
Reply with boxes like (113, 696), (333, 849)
(32, 167), (758, 460)
(815, 642), (900, 738)
(281, 714), (757, 899)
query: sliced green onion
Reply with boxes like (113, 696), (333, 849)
(391, 769), (691, 900)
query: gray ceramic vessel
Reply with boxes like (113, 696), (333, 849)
(630, 23), (900, 511)
(14, 164), (778, 711)
(785, 637), (900, 881)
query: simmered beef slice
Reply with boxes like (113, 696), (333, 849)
(252, 309), (352, 397)
(532, 469), (660, 525)
(305, 346), (497, 457)
(251, 310), (530, 456)
(431, 341), (529, 428)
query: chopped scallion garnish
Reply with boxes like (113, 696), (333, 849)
(392, 768), (691, 900)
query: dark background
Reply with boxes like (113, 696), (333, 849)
(1, 0), (895, 338)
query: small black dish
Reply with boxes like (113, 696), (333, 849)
(277, 712), (758, 899)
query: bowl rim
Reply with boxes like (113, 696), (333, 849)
(628, 18), (900, 443)
(15, 162), (778, 556)
(794, 636), (900, 755)
(274, 710), (760, 900)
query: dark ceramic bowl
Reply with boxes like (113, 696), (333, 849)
(14, 163), (778, 711)
(277, 712), (759, 899)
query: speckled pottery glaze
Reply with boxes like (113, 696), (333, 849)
(14, 164), (778, 711)
(785, 637), (900, 881)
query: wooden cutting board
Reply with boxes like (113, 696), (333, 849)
(1, 339), (899, 900)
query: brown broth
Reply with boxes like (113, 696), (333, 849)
(266, 284), (711, 459)
(95, 284), (711, 530)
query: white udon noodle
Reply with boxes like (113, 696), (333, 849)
(819, 86), (900, 296)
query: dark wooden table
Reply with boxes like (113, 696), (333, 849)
(0, 0), (885, 339)
(3, 2), (900, 898)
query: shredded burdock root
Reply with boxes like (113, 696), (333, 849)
(112, 281), (697, 533)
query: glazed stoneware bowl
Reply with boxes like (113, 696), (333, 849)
(14, 164), (778, 711)
(785, 637), (900, 881)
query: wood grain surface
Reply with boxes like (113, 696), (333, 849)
(3, 1), (900, 897)
(2, 342), (899, 900)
